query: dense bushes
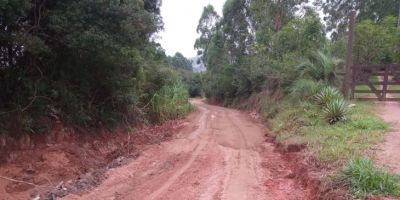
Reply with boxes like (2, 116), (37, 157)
(188, 73), (203, 97)
(0, 0), (191, 133)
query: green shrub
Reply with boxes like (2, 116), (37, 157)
(314, 86), (342, 106)
(150, 82), (193, 122)
(323, 98), (348, 124)
(289, 79), (324, 100)
(339, 158), (400, 198)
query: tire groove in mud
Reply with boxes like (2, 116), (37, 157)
(146, 106), (212, 200)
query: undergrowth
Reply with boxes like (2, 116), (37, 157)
(339, 158), (400, 198)
(150, 81), (193, 122)
(263, 93), (396, 198)
(266, 98), (388, 166)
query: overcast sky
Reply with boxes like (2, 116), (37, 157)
(158, 0), (225, 58)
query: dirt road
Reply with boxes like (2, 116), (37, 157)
(63, 99), (306, 200)
(377, 101), (400, 174)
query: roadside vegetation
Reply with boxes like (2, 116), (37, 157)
(269, 85), (388, 165)
(339, 158), (400, 198)
(1, 0), (400, 198)
(194, 0), (400, 198)
(0, 0), (194, 134)
(150, 81), (193, 122)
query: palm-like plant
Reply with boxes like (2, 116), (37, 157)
(324, 98), (348, 124)
(314, 86), (343, 106)
(297, 51), (342, 85)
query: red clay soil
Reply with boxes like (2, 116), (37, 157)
(1, 99), (322, 200)
(376, 101), (400, 174)
(0, 116), (188, 200)
(61, 99), (315, 200)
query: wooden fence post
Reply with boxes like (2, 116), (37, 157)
(342, 10), (356, 98)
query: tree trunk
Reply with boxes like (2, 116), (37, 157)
(274, 0), (283, 32)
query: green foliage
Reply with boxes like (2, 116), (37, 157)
(168, 52), (192, 70)
(269, 99), (388, 165)
(0, 0), (193, 133)
(249, 0), (308, 47)
(150, 82), (193, 122)
(317, 0), (400, 37)
(197, 2), (326, 104)
(314, 86), (343, 106)
(271, 12), (326, 60)
(194, 4), (220, 64)
(261, 96), (283, 119)
(297, 51), (342, 85)
(188, 73), (203, 97)
(289, 79), (324, 100)
(339, 158), (400, 198)
(354, 16), (400, 64)
(349, 115), (389, 130)
(323, 99), (348, 124)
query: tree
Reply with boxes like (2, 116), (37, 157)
(222, 0), (254, 64)
(0, 0), (191, 131)
(198, 1), (328, 103)
(194, 5), (220, 67)
(316, 0), (400, 38)
(250, 0), (308, 45)
(354, 16), (400, 64)
(270, 11), (326, 60)
(168, 52), (192, 70)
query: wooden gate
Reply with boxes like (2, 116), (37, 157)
(342, 11), (400, 101)
(351, 64), (400, 101)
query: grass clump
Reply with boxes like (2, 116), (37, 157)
(150, 81), (193, 122)
(339, 157), (400, 198)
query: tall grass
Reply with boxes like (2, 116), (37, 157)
(339, 158), (400, 198)
(150, 82), (193, 122)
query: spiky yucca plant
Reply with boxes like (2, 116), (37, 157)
(314, 86), (342, 106)
(324, 98), (348, 124)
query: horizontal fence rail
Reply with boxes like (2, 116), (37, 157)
(351, 63), (400, 101)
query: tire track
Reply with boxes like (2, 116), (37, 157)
(146, 105), (211, 200)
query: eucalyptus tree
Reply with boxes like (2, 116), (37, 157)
(316, 0), (400, 38)
(194, 4), (220, 66)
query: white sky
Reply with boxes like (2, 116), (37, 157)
(158, 0), (225, 58)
